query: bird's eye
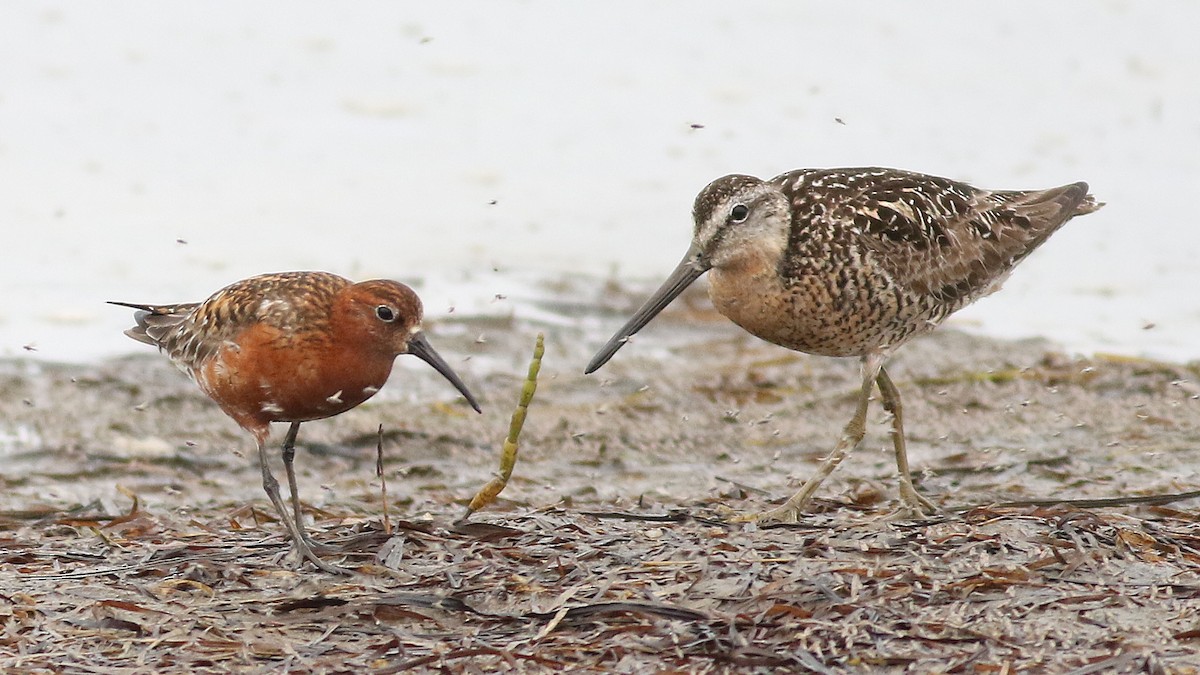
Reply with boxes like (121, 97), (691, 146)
(375, 305), (396, 322)
(730, 204), (750, 223)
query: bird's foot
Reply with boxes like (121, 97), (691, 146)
(298, 534), (336, 554)
(278, 527), (352, 575)
(885, 484), (939, 520)
(285, 538), (353, 575)
(729, 475), (826, 524)
(731, 494), (812, 525)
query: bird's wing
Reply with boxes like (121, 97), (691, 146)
(779, 168), (1099, 303)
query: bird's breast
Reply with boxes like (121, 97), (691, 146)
(707, 252), (937, 358)
(195, 325), (395, 428)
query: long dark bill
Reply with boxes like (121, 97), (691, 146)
(407, 333), (483, 413)
(584, 244), (710, 374)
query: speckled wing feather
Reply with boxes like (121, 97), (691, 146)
(110, 299), (239, 372)
(776, 168), (1100, 304)
(112, 271), (351, 372)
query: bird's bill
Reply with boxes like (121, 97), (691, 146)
(406, 333), (483, 413)
(584, 244), (709, 374)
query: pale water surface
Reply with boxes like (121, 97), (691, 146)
(2, 1), (1198, 362)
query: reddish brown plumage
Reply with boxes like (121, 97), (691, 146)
(113, 271), (480, 572)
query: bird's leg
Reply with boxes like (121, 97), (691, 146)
(280, 422), (325, 551)
(875, 367), (938, 517)
(258, 434), (348, 575)
(744, 354), (884, 524)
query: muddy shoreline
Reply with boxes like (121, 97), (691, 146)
(2, 293), (1199, 672)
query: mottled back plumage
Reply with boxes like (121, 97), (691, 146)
(113, 271), (351, 374)
(772, 167), (1097, 304)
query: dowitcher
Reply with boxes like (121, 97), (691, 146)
(113, 271), (481, 572)
(585, 167), (1100, 522)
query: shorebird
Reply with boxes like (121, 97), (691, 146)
(113, 271), (481, 572)
(586, 167), (1100, 522)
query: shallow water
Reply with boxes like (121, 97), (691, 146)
(2, 2), (1198, 362)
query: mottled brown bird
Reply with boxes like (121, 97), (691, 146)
(113, 271), (481, 572)
(586, 167), (1101, 522)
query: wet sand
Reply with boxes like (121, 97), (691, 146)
(2, 282), (1199, 672)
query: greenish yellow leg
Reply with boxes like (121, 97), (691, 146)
(741, 353), (884, 524)
(876, 366), (938, 517)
